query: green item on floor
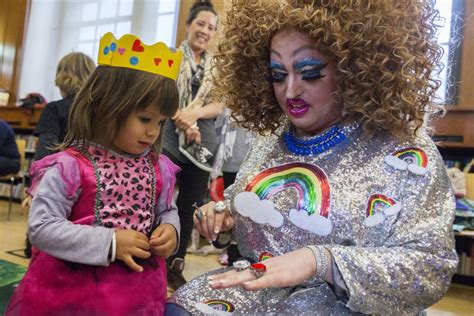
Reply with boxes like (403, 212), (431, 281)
(0, 259), (26, 314)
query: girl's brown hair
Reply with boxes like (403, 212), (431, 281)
(212, 0), (443, 139)
(60, 66), (179, 154)
(55, 52), (96, 97)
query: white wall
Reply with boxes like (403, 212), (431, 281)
(19, 0), (61, 103)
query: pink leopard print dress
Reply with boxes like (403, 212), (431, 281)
(6, 146), (179, 316)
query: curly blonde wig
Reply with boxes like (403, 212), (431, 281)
(212, 0), (443, 138)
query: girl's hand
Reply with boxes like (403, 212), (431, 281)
(149, 224), (178, 258)
(193, 201), (235, 243)
(21, 195), (32, 209)
(115, 229), (151, 272)
(208, 248), (319, 290)
(173, 108), (199, 130)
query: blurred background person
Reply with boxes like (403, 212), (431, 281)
(162, 0), (223, 291)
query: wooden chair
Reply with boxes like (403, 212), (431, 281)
(1, 139), (26, 220)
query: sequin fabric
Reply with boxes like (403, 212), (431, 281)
(169, 120), (457, 315)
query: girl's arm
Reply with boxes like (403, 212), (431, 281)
(29, 163), (115, 266)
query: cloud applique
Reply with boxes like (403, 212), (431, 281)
(384, 147), (429, 175)
(288, 209), (333, 236)
(364, 213), (385, 227)
(195, 300), (235, 316)
(384, 155), (408, 171)
(234, 192), (284, 228)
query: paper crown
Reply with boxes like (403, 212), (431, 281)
(98, 32), (182, 80)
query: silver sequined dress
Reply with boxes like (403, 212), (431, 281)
(169, 121), (458, 315)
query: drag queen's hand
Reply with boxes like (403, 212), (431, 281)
(193, 201), (235, 243)
(208, 247), (332, 290)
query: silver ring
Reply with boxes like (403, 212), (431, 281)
(195, 208), (207, 221)
(213, 201), (226, 214)
(233, 259), (251, 271)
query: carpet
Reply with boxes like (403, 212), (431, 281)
(0, 259), (26, 314)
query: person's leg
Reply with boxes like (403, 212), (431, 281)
(222, 171), (242, 266)
(167, 162), (210, 290)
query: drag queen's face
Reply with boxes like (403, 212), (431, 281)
(270, 28), (342, 136)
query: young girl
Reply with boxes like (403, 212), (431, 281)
(6, 33), (182, 316)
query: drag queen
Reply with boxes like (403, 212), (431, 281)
(166, 0), (458, 314)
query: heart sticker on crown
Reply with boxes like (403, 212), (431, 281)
(154, 58), (162, 66)
(132, 39), (144, 52)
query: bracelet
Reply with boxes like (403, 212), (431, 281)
(305, 245), (328, 282)
(111, 232), (116, 262)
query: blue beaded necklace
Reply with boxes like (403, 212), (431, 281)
(283, 125), (346, 156)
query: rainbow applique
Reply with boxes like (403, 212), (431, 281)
(245, 162), (330, 216)
(234, 162), (333, 235)
(384, 147), (429, 175)
(364, 193), (401, 227)
(195, 299), (235, 315)
(258, 251), (274, 262)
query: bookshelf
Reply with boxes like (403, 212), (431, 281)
(453, 231), (474, 285)
(433, 106), (474, 286)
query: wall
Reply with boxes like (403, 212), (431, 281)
(0, 0), (30, 105)
(18, 0), (60, 102)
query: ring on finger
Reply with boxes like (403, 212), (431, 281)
(213, 201), (227, 214)
(250, 263), (267, 278)
(233, 259), (251, 272)
(195, 208), (207, 221)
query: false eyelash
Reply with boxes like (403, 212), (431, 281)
(302, 72), (326, 81)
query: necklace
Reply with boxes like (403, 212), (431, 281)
(283, 125), (346, 156)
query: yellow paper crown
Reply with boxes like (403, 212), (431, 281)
(98, 32), (182, 80)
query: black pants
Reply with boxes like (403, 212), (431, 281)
(164, 150), (210, 261)
(223, 171), (237, 189)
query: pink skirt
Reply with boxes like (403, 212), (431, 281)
(6, 251), (167, 316)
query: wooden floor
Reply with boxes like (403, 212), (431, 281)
(1, 200), (473, 315)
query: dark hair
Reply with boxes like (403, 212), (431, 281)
(60, 66), (179, 154)
(186, 0), (216, 25)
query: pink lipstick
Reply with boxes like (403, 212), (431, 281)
(287, 98), (310, 118)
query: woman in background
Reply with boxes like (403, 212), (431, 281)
(162, 0), (223, 291)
